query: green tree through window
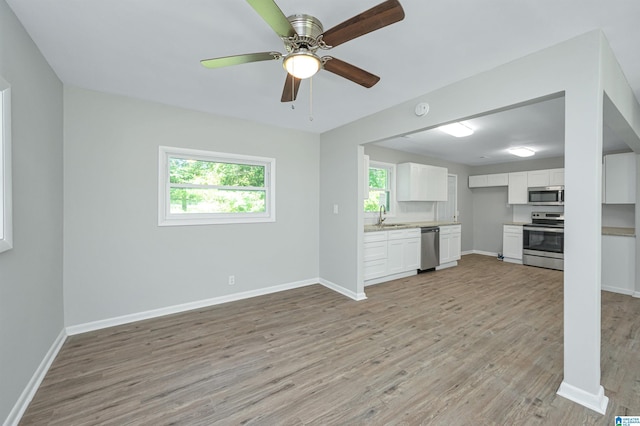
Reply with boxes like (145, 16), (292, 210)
(169, 157), (267, 214)
(364, 165), (390, 212)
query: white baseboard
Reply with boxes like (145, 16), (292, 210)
(4, 330), (67, 426)
(436, 261), (458, 270)
(601, 285), (634, 296)
(557, 381), (608, 415)
(319, 278), (367, 301)
(461, 250), (474, 256)
(364, 270), (416, 287)
(471, 250), (499, 257)
(503, 257), (523, 265)
(66, 278), (319, 335)
(633, 291), (640, 298)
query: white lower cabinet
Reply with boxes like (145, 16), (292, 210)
(602, 235), (635, 294)
(363, 231), (387, 281)
(438, 225), (461, 268)
(502, 225), (523, 263)
(363, 259), (387, 281)
(403, 238), (421, 271)
(364, 228), (421, 284)
(386, 238), (405, 275)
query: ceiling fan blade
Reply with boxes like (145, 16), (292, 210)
(246, 0), (297, 38)
(322, 57), (380, 88)
(281, 74), (301, 102)
(321, 0), (405, 48)
(200, 52), (282, 69)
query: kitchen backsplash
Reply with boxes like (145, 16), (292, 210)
(602, 204), (635, 227)
(364, 201), (437, 225)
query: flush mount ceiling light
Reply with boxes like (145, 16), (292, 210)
(283, 49), (321, 79)
(438, 122), (474, 137)
(508, 147), (536, 157)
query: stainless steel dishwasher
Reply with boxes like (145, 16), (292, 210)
(420, 227), (440, 271)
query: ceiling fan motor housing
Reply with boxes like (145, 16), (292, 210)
(285, 14), (324, 52)
(201, 0), (406, 101)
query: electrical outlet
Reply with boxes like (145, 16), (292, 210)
(228, 275), (235, 285)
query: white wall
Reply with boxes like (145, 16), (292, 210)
(319, 31), (640, 412)
(0, 0), (64, 422)
(63, 87), (320, 327)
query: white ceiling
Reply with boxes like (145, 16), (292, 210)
(374, 96), (630, 166)
(6, 0), (640, 160)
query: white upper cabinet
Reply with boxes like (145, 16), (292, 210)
(527, 170), (550, 187)
(469, 173), (508, 188)
(508, 172), (528, 204)
(487, 173), (509, 186)
(468, 175), (488, 188)
(549, 168), (565, 186)
(470, 169), (563, 190)
(397, 162), (448, 201)
(604, 152), (636, 204)
(527, 168), (565, 187)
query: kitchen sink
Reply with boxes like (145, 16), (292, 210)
(379, 223), (410, 228)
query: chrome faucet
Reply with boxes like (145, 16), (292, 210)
(377, 205), (387, 226)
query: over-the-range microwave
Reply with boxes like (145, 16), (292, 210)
(528, 186), (564, 205)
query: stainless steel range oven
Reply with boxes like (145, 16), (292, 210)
(522, 212), (564, 270)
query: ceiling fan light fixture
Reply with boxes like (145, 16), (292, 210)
(508, 147), (536, 157)
(438, 122), (474, 138)
(283, 50), (321, 79)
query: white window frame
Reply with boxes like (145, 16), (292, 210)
(364, 160), (396, 218)
(0, 75), (12, 253)
(158, 146), (276, 226)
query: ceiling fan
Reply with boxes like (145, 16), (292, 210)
(200, 0), (405, 102)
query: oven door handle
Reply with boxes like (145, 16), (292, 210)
(524, 226), (564, 233)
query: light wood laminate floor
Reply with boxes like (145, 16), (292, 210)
(21, 255), (640, 425)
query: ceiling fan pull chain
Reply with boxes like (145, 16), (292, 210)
(291, 73), (295, 109)
(309, 77), (314, 121)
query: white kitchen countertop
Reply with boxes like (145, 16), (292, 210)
(364, 221), (460, 232)
(502, 224), (634, 237)
(602, 227), (635, 237)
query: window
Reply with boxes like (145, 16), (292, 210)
(364, 161), (395, 213)
(0, 75), (12, 253)
(158, 146), (275, 226)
